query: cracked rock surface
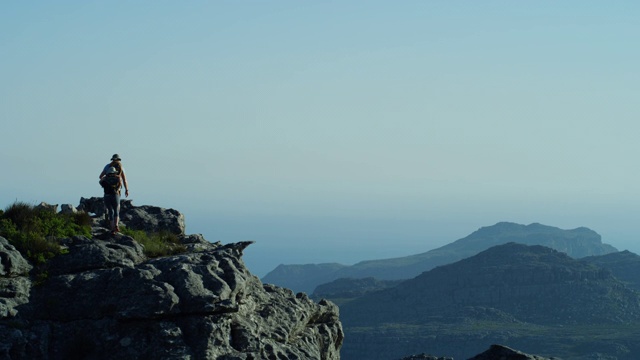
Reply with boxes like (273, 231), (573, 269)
(0, 201), (343, 360)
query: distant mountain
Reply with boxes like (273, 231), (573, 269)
(341, 242), (638, 326)
(311, 277), (403, 305)
(581, 250), (640, 292)
(262, 222), (618, 293)
(339, 243), (640, 360)
(262, 263), (346, 294)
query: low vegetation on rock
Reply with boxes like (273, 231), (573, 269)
(120, 228), (186, 258)
(0, 201), (91, 265)
(0, 200), (188, 265)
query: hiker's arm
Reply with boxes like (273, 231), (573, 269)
(121, 172), (129, 197)
(99, 170), (106, 179)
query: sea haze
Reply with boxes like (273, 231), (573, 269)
(184, 212), (466, 277)
(183, 208), (640, 278)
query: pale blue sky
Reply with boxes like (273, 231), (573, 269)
(2, 2), (640, 276)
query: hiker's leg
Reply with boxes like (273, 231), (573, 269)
(103, 196), (111, 228)
(114, 194), (121, 231)
(104, 195), (116, 231)
(103, 202), (108, 225)
(103, 196), (111, 227)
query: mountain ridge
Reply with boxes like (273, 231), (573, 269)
(338, 242), (640, 359)
(263, 222), (618, 293)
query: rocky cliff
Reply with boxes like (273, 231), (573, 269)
(0, 198), (343, 360)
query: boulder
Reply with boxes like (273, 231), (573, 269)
(59, 204), (77, 215)
(78, 197), (186, 235)
(47, 235), (146, 276)
(468, 344), (554, 360)
(0, 277), (32, 319)
(0, 237), (32, 277)
(35, 202), (57, 213)
(0, 237), (32, 319)
(180, 233), (220, 252)
(77, 196), (105, 216)
(398, 355), (453, 360)
(120, 204), (185, 235)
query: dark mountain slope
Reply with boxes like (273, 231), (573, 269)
(311, 277), (403, 305)
(260, 262), (346, 294)
(581, 250), (640, 292)
(341, 242), (638, 327)
(338, 243), (640, 360)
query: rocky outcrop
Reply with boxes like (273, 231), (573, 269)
(398, 345), (552, 360)
(79, 197), (186, 235)
(0, 237), (32, 319)
(0, 200), (343, 360)
(397, 354), (453, 360)
(0, 237), (32, 277)
(468, 344), (553, 360)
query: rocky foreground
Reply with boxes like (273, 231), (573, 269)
(0, 198), (562, 360)
(0, 199), (343, 359)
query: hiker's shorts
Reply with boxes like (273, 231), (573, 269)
(104, 194), (120, 221)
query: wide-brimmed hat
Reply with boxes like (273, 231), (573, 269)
(111, 154), (121, 161)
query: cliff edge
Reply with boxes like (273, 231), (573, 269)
(0, 198), (343, 360)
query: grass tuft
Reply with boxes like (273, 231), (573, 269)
(121, 228), (187, 258)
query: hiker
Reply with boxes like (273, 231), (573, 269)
(99, 153), (129, 198)
(99, 166), (122, 234)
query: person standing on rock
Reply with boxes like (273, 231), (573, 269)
(99, 166), (122, 234)
(99, 154), (129, 198)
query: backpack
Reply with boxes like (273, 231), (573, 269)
(110, 161), (122, 176)
(100, 174), (121, 193)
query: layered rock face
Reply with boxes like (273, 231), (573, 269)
(0, 237), (32, 319)
(0, 200), (343, 360)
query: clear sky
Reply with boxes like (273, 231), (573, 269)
(2, 1), (639, 277)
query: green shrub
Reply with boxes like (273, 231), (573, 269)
(3, 201), (36, 230)
(0, 201), (92, 265)
(121, 228), (186, 258)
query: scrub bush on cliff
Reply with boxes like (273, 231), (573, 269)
(0, 201), (91, 265)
